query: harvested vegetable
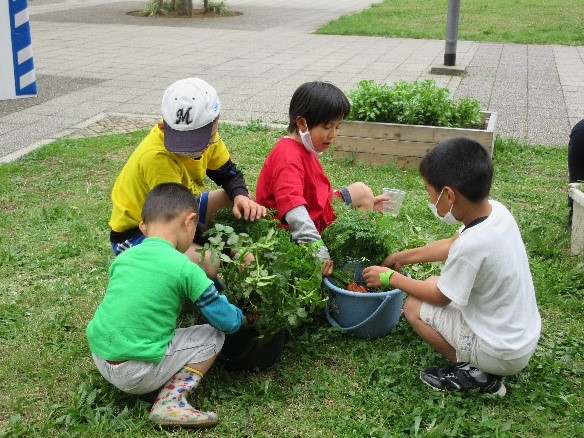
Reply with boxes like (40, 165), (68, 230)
(346, 282), (367, 293)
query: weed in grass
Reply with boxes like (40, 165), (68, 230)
(54, 377), (114, 426)
(245, 118), (274, 132)
(522, 224), (570, 259)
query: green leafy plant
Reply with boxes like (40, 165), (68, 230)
(321, 201), (394, 267)
(140, 0), (229, 16)
(207, 1), (229, 14)
(50, 374), (131, 428)
(346, 79), (483, 128)
(199, 214), (326, 341)
(140, 0), (175, 16)
(322, 201), (439, 289)
(321, 203), (395, 292)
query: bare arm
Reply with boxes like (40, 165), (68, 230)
(382, 233), (459, 270)
(362, 268), (451, 307)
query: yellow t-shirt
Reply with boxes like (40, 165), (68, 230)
(109, 124), (230, 232)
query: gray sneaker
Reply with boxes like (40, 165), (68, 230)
(420, 362), (506, 396)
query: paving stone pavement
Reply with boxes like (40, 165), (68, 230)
(1, 0), (583, 163)
(68, 113), (159, 139)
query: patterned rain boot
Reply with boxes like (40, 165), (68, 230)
(149, 366), (218, 428)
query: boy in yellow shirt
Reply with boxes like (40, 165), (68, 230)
(109, 78), (266, 275)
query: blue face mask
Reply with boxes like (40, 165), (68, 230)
(428, 188), (460, 225)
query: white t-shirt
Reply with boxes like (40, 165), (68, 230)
(437, 200), (541, 359)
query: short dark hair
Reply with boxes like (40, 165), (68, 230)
(288, 81), (350, 132)
(142, 183), (198, 224)
(419, 137), (493, 202)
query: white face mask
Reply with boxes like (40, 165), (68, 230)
(299, 126), (322, 157)
(428, 188), (460, 225)
(175, 150), (204, 160)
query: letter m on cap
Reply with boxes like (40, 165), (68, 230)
(175, 107), (193, 126)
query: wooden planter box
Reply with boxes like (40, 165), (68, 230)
(333, 111), (497, 168)
(568, 183), (584, 255)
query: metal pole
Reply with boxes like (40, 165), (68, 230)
(444, 0), (461, 66)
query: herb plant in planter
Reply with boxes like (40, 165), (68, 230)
(202, 212), (326, 371)
(347, 79), (483, 128)
(334, 79), (497, 168)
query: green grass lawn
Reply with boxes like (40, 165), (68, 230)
(316, 0), (584, 46)
(1, 123), (583, 437)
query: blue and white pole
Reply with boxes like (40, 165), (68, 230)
(0, 0), (36, 100)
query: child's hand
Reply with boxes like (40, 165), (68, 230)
(382, 253), (403, 270)
(362, 265), (389, 288)
(321, 258), (334, 276)
(232, 195), (267, 221)
(372, 194), (392, 214)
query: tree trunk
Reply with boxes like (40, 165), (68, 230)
(203, 0), (209, 13)
(176, 0), (193, 16)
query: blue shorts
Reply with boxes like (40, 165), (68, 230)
(111, 191), (210, 256)
(111, 234), (146, 256)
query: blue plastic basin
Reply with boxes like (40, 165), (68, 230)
(324, 275), (406, 339)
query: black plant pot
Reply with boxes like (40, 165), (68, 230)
(219, 324), (285, 371)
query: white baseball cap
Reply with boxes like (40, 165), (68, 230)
(161, 77), (221, 152)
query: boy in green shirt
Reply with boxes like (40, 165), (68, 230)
(87, 183), (244, 428)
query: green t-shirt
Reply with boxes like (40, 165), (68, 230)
(86, 237), (213, 363)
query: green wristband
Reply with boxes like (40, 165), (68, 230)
(309, 239), (325, 249)
(379, 269), (395, 288)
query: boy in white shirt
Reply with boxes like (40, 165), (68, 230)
(363, 137), (541, 396)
